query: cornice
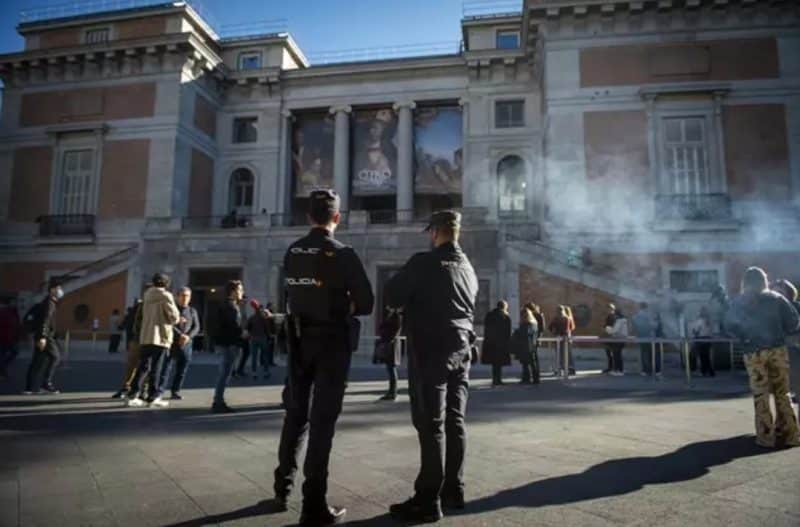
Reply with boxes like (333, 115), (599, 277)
(283, 54), (465, 80)
(528, 0), (794, 21)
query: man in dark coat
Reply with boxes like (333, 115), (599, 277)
(385, 210), (479, 523)
(23, 278), (64, 394)
(481, 300), (512, 386)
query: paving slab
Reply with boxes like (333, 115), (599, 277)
(1, 359), (799, 526)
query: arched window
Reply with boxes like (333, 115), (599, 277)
(228, 168), (254, 213)
(497, 155), (526, 214)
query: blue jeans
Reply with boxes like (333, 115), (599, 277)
(250, 338), (272, 375)
(640, 344), (662, 374)
(159, 345), (192, 395)
(214, 345), (242, 405)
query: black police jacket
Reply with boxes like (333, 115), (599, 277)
(384, 241), (479, 342)
(284, 227), (374, 328)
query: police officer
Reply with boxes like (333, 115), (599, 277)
(273, 189), (374, 526)
(385, 210), (479, 523)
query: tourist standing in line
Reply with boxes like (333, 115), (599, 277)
(481, 301), (512, 387)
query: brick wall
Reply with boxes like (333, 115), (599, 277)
(9, 146), (52, 222)
(98, 139), (150, 219)
(193, 95), (217, 139)
(723, 104), (791, 201)
(188, 149), (214, 217)
(20, 83), (156, 127)
(580, 38), (779, 87)
(0, 262), (88, 293)
(518, 264), (639, 335)
(55, 271), (128, 336)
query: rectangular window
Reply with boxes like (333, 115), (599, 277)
(59, 149), (95, 215)
(495, 100), (524, 128)
(661, 116), (710, 195)
(669, 270), (719, 294)
(232, 117), (258, 143)
(496, 30), (520, 50)
(238, 52), (261, 70)
(85, 28), (109, 44)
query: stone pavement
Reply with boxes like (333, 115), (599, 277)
(1, 355), (799, 527)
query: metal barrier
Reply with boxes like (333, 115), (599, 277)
(60, 329), (739, 386)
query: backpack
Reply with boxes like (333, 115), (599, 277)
(22, 301), (44, 335)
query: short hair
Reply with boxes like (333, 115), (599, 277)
(497, 300), (508, 310)
(309, 189), (340, 226)
(177, 287), (192, 295)
(772, 279), (798, 302)
(742, 267), (768, 294)
(225, 280), (243, 296)
(152, 273), (170, 288)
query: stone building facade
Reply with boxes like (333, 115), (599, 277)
(0, 0), (798, 342)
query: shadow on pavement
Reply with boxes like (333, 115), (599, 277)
(456, 435), (771, 514)
(162, 498), (286, 527)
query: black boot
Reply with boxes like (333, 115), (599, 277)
(389, 497), (443, 523)
(299, 505), (346, 526)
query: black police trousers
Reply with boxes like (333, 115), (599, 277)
(274, 331), (351, 510)
(408, 345), (470, 506)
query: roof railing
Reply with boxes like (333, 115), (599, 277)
(218, 18), (288, 40)
(462, 0), (523, 18)
(306, 41), (463, 65)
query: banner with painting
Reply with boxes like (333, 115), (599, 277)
(292, 113), (334, 197)
(414, 106), (462, 195)
(351, 108), (398, 196)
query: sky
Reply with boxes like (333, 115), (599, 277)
(0, 0), (469, 57)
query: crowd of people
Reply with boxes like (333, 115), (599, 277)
(1, 187), (799, 524)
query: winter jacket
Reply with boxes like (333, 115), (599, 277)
(512, 321), (539, 364)
(139, 287), (180, 348)
(481, 308), (512, 366)
(215, 299), (244, 347)
(631, 310), (656, 337)
(724, 290), (800, 355)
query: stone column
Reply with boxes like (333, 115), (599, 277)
(330, 105), (352, 212)
(712, 91), (728, 194)
(277, 109), (293, 220)
(393, 101), (416, 222)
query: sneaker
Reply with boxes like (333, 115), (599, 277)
(170, 392), (183, 400)
(111, 390), (125, 399)
(299, 505), (346, 526)
(126, 397), (146, 408)
(389, 497), (442, 523)
(609, 371), (623, 377)
(379, 392), (397, 402)
(211, 402), (235, 413)
(41, 384), (60, 394)
(22, 390), (35, 395)
(148, 397), (169, 409)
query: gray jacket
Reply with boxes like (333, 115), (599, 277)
(724, 290), (800, 354)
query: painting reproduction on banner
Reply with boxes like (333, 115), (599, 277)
(414, 106), (462, 195)
(351, 108), (398, 195)
(292, 113), (334, 197)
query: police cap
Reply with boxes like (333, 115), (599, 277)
(309, 189), (341, 217)
(424, 210), (461, 232)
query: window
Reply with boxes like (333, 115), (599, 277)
(238, 52), (261, 71)
(669, 270), (719, 293)
(85, 28), (109, 44)
(497, 155), (526, 214)
(496, 30), (520, 50)
(661, 117), (710, 195)
(495, 100), (524, 128)
(232, 117), (258, 143)
(58, 150), (95, 215)
(229, 168), (254, 212)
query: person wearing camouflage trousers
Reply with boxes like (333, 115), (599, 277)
(725, 267), (800, 449)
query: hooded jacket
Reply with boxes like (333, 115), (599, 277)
(139, 287), (180, 348)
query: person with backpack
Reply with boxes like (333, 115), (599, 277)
(605, 307), (629, 376)
(513, 307), (540, 384)
(23, 278), (64, 394)
(112, 298), (143, 398)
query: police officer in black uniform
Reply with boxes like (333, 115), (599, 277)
(273, 189), (374, 526)
(385, 210), (479, 523)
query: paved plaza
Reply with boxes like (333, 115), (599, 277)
(1, 351), (799, 527)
